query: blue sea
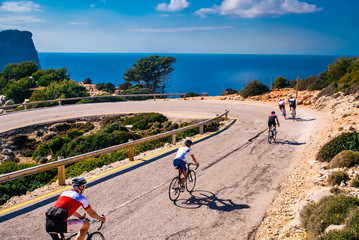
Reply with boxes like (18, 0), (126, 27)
(39, 53), (339, 96)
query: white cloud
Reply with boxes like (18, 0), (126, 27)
(127, 26), (232, 33)
(156, 0), (189, 12)
(90, 4), (96, 8)
(0, 15), (45, 24)
(0, 1), (41, 12)
(70, 22), (88, 25)
(195, 0), (322, 18)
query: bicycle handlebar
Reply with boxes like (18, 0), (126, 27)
(187, 163), (198, 170)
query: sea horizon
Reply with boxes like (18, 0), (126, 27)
(39, 53), (341, 96)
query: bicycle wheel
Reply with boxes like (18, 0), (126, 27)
(89, 232), (105, 240)
(186, 170), (196, 193)
(272, 130), (276, 143)
(169, 177), (181, 201)
(268, 131), (273, 143)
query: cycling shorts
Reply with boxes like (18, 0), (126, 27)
(173, 159), (187, 173)
(67, 219), (84, 233)
(268, 121), (276, 128)
(279, 105), (285, 110)
(290, 104), (296, 110)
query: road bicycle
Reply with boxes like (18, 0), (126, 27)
(280, 108), (286, 119)
(268, 126), (276, 144)
(169, 163), (198, 201)
(290, 107), (296, 120)
(48, 217), (105, 240)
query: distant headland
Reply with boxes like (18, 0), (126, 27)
(0, 29), (41, 71)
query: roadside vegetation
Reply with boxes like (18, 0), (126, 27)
(300, 130), (359, 239)
(0, 112), (220, 206)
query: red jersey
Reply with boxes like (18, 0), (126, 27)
(54, 190), (90, 217)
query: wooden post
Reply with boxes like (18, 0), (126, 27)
(225, 111), (228, 120)
(58, 165), (66, 186)
(172, 134), (176, 145)
(296, 75), (299, 99)
(59, 100), (62, 106)
(118, 121), (121, 131)
(154, 96), (156, 101)
(24, 105), (27, 110)
(200, 125), (204, 135)
(128, 139), (134, 161)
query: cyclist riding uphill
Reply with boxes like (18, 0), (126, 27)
(288, 96), (296, 116)
(268, 111), (280, 134)
(45, 177), (106, 240)
(278, 98), (286, 115)
(173, 140), (199, 190)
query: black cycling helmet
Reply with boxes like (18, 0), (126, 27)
(72, 177), (87, 188)
(184, 140), (192, 147)
(271, 111), (275, 114)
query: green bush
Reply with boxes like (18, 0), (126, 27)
(2, 61), (38, 80)
(32, 143), (51, 159)
(328, 150), (359, 168)
(96, 83), (115, 93)
(182, 92), (200, 98)
(351, 176), (359, 188)
(120, 86), (157, 100)
(32, 68), (70, 86)
(317, 132), (359, 162)
(302, 195), (359, 237)
(76, 96), (125, 104)
(3, 77), (36, 103)
(122, 113), (168, 131)
(274, 76), (289, 89)
(327, 171), (350, 186)
(239, 80), (269, 98)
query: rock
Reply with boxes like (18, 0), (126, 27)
(4, 99), (15, 106)
(0, 95), (6, 105)
(0, 30), (41, 70)
(324, 224), (345, 234)
(2, 148), (13, 155)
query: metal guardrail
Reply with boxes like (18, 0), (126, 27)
(0, 93), (185, 110)
(0, 110), (229, 185)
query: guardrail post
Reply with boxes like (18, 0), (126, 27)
(154, 96), (156, 101)
(58, 165), (66, 186)
(24, 105), (27, 110)
(225, 111), (228, 120)
(172, 134), (176, 145)
(128, 139), (134, 161)
(200, 125), (204, 134)
(59, 100), (62, 106)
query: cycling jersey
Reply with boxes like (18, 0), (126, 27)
(268, 114), (278, 127)
(288, 98), (296, 106)
(54, 190), (90, 217)
(174, 146), (193, 163)
(278, 100), (285, 106)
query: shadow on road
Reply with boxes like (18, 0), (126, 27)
(286, 117), (316, 122)
(174, 190), (250, 212)
(275, 140), (306, 145)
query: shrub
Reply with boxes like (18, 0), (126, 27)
(351, 176), (359, 188)
(222, 88), (238, 95)
(239, 80), (269, 98)
(82, 78), (92, 84)
(317, 132), (359, 162)
(182, 92), (200, 98)
(2, 61), (38, 80)
(327, 171), (350, 186)
(76, 96), (125, 104)
(120, 86), (157, 100)
(302, 195), (359, 237)
(317, 82), (338, 98)
(32, 143), (51, 159)
(328, 150), (359, 168)
(96, 83), (115, 93)
(122, 113), (168, 131)
(33, 68), (70, 86)
(274, 76), (289, 89)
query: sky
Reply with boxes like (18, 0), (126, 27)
(0, 0), (358, 55)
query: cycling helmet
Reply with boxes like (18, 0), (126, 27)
(279, 98), (282, 101)
(184, 140), (193, 147)
(72, 177), (87, 188)
(290, 96), (293, 98)
(271, 111), (275, 114)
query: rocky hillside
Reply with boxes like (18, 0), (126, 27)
(0, 30), (40, 71)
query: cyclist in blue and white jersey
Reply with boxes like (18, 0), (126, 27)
(288, 96), (297, 116)
(173, 140), (199, 190)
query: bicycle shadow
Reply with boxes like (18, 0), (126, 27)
(275, 140), (306, 145)
(292, 117), (316, 122)
(174, 190), (250, 212)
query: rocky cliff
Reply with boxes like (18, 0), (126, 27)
(0, 29), (40, 71)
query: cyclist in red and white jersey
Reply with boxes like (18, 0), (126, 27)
(46, 177), (106, 240)
(278, 98), (286, 117)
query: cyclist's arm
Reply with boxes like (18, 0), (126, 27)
(191, 155), (199, 166)
(85, 206), (106, 223)
(276, 117), (280, 127)
(73, 211), (85, 219)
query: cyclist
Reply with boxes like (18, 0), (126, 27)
(45, 177), (106, 240)
(268, 111), (280, 134)
(278, 98), (286, 117)
(173, 140), (199, 191)
(288, 96), (296, 116)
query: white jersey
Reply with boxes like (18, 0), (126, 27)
(174, 146), (193, 162)
(278, 100), (285, 106)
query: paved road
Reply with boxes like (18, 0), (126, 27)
(0, 100), (322, 240)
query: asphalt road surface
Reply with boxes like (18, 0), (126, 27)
(0, 100), (323, 240)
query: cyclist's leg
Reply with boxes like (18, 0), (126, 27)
(67, 219), (90, 240)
